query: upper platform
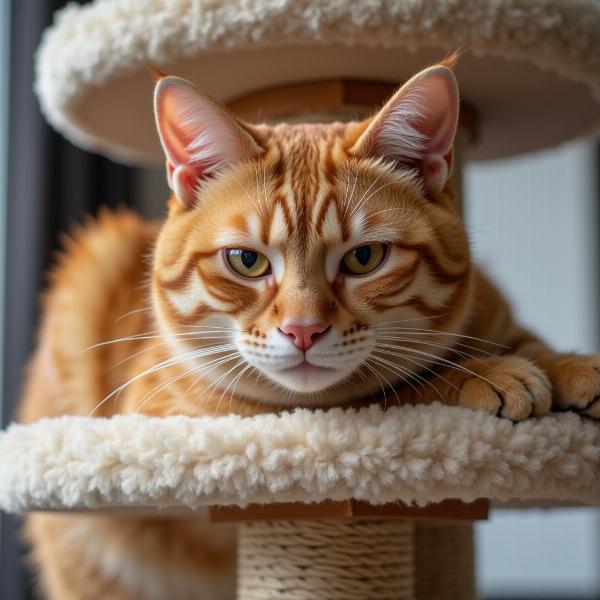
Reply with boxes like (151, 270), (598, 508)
(35, 0), (600, 167)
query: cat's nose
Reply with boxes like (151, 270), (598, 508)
(278, 322), (329, 351)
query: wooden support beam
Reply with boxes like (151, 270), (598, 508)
(210, 498), (489, 524)
(227, 78), (479, 145)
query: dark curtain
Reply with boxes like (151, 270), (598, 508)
(0, 1), (137, 597)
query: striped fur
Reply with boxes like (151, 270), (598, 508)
(151, 120), (473, 405)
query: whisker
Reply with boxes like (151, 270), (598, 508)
(374, 315), (448, 327)
(83, 329), (237, 353)
(217, 362), (253, 416)
(114, 306), (153, 324)
(106, 340), (172, 372)
(136, 351), (240, 413)
(404, 354), (463, 399)
(371, 354), (429, 392)
(362, 359), (402, 408)
(339, 170), (352, 220)
(376, 355), (441, 400)
(353, 364), (368, 384)
(106, 333), (233, 372)
(343, 169), (360, 219)
(372, 348), (453, 401)
(374, 326), (508, 349)
(233, 365), (262, 413)
(367, 206), (423, 219)
(182, 352), (241, 399)
(195, 355), (245, 403)
(361, 360), (389, 408)
(368, 354), (422, 398)
(89, 344), (237, 416)
(374, 346), (499, 408)
(232, 170), (265, 218)
(134, 363), (201, 414)
(207, 360), (247, 415)
(350, 170), (389, 217)
(229, 365), (259, 415)
(374, 343), (508, 395)
(375, 335), (493, 364)
(351, 181), (397, 218)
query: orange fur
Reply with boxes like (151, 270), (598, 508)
(19, 63), (600, 598)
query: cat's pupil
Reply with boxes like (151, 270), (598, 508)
(241, 250), (258, 269)
(354, 246), (371, 265)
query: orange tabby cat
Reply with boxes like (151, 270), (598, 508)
(19, 61), (600, 599)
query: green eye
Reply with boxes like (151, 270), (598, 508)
(226, 248), (271, 278)
(341, 243), (387, 275)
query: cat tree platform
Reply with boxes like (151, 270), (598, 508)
(2, 405), (599, 513)
(1, 404), (599, 599)
(36, 0), (600, 167)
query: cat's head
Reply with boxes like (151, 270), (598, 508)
(151, 62), (473, 406)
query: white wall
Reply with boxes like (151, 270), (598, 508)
(465, 142), (598, 353)
(465, 141), (600, 598)
(477, 508), (600, 598)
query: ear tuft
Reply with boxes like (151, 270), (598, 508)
(146, 62), (168, 82)
(351, 65), (460, 198)
(154, 76), (262, 207)
(439, 48), (463, 70)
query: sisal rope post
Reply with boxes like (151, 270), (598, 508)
(237, 519), (415, 600)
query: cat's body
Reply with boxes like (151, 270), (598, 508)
(19, 63), (600, 599)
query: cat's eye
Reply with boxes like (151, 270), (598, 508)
(341, 243), (387, 275)
(225, 248), (271, 278)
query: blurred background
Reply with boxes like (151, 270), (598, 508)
(0, 1), (599, 599)
(466, 144), (600, 599)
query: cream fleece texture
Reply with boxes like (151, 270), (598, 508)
(1, 404), (598, 512)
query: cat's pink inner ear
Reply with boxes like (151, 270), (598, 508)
(352, 66), (459, 197)
(154, 76), (260, 207)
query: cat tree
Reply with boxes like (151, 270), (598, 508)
(3, 1), (600, 599)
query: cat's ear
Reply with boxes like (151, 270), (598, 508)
(350, 65), (459, 197)
(154, 76), (263, 207)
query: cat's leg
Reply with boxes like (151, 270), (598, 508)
(508, 332), (600, 420)
(411, 354), (552, 421)
(397, 269), (548, 420)
(25, 514), (136, 600)
(475, 274), (600, 419)
(425, 267), (600, 420)
(25, 512), (237, 600)
(416, 334), (600, 423)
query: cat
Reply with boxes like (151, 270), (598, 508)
(18, 59), (600, 599)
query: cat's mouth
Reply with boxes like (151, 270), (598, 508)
(269, 360), (343, 395)
(282, 361), (336, 375)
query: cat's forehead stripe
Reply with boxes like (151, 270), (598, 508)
(268, 203), (290, 247)
(263, 131), (352, 244)
(246, 212), (262, 240)
(225, 130), (405, 247)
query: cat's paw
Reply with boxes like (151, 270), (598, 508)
(545, 354), (600, 419)
(456, 356), (552, 422)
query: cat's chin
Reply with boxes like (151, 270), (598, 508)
(263, 362), (350, 396)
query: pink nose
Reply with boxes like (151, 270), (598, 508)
(279, 322), (329, 351)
